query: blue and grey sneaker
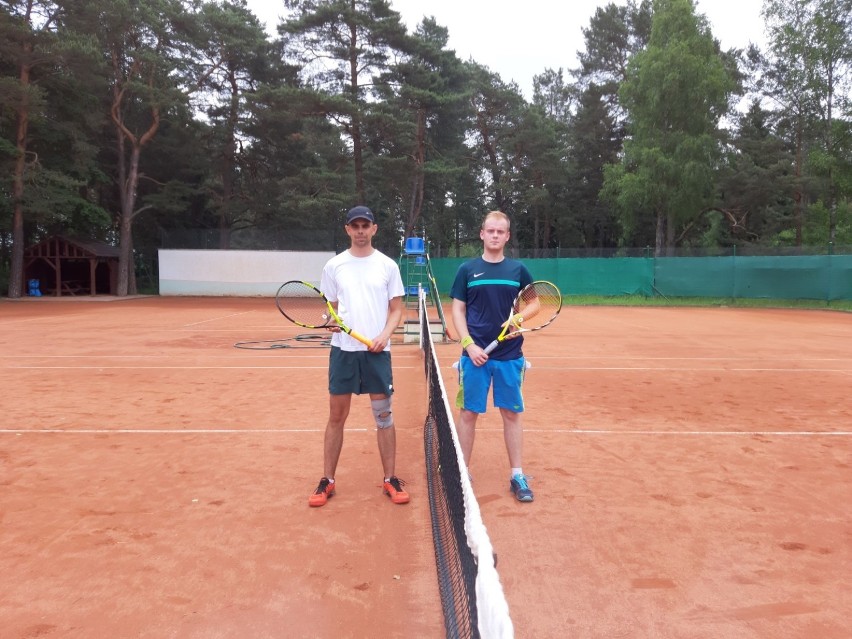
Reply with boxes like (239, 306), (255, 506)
(510, 474), (534, 502)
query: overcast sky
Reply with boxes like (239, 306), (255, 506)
(245, 0), (767, 98)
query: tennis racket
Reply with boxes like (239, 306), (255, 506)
(275, 280), (373, 348)
(482, 280), (562, 354)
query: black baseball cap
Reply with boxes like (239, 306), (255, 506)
(346, 206), (375, 224)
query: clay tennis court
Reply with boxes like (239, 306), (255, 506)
(1, 297), (850, 638)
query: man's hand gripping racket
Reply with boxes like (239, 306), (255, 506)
(482, 281), (562, 354)
(275, 280), (373, 348)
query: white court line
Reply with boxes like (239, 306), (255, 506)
(524, 429), (852, 436)
(0, 315), (89, 325)
(2, 428), (847, 436)
(0, 353), (425, 359)
(0, 428), (361, 434)
(0, 355), (330, 359)
(522, 356), (852, 362)
(5, 365), (420, 370)
(6, 366), (330, 370)
(182, 311), (255, 327)
(519, 366), (852, 372)
(1, 355), (845, 364)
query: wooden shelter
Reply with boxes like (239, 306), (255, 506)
(23, 236), (120, 296)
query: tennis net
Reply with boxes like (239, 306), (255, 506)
(420, 292), (514, 639)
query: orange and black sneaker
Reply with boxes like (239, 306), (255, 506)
(383, 476), (410, 504)
(309, 477), (335, 507)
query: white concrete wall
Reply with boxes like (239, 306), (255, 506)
(158, 249), (335, 296)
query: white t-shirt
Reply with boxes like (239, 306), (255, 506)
(320, 249), (405, 352)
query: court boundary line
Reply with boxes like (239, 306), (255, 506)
(2, 428), (848, 436)
(6, 365), (420, 370)
(1, 428), (368, 434)
(525, 366), (852, 372)
(530, 429), (852, 436)
(181, 311), (256, 326)
(5, 363), (848, 373)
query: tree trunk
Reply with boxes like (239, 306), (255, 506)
(655, 210), (665, 257)
(533, 215), (541, 257)
(352, 112), (366, 205)
(826, 62), (836, 244)
(219, 72), (240, 250)
(219, 222), (232, 250)
(117, 213), (134, 297)
(828, 192), (836, 244)
(8, 55), (33, 299)
(114, 112), (128, 293)
(116, 145), (142, 296)
(348, 15), (365, 204)
(475, 109), (503, 210)
(666, 210), (675, 256)
(110, 59), (159, 296)
(405, 108), (426, 237)
(794, 121), (804, 246)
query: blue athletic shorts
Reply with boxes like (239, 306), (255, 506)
(329, 347), (394, 396)
(455, 356), (526, 414)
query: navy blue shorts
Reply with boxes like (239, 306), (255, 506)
(329, 347), (394, 396)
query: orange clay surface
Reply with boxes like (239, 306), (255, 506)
(1, 296), (850, 639)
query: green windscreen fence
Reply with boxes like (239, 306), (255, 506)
(429, 255), (852, 301)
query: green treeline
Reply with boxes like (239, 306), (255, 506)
(1, 0), (850, 296)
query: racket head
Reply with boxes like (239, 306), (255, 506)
(514, 280), (562, 330)
(275, 280), (333, 328)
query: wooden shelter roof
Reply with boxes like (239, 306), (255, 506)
(24, 235), (121, 259)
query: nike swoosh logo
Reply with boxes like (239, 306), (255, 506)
(473, 272), (484, 277)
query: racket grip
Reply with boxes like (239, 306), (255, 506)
(483, 339), (499, 355)
(347, 329), (374, 348)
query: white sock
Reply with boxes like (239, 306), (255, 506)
(511, 467), (523, 478)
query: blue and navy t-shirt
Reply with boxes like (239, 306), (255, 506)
(449, 257), (533, 361)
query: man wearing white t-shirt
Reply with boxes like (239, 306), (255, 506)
(308, 206), (409, 507)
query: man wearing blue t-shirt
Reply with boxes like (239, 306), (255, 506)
(450, 211), (535, 502)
